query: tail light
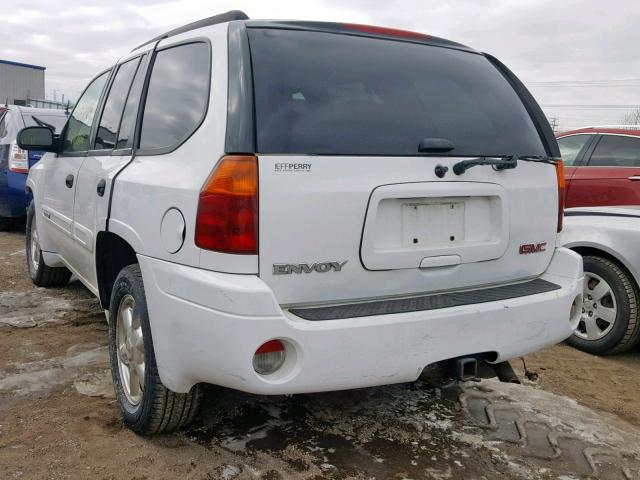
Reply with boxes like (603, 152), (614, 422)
(9, 143), (28, 173)
(556, 160), (565, 232)
(195, 155), (258, 254)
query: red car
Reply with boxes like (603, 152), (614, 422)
(557, 126), (640, 208)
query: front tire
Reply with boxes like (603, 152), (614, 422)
(26, 201), (72, 287)
(567, 256), (640, 355)
(109, 264), (201, 434)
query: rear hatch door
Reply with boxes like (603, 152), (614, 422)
(247, 26), (558, 306)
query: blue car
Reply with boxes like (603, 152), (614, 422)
(0, 106), (68, 229)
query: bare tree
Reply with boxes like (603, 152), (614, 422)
(622, 107), (640, 125)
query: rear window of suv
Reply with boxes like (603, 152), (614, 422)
(248, 29), (546, 157)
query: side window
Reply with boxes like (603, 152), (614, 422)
(557, 134), (592, 166)
(63, 71), (110, 153)
(589, 135), (640, 167)
(115, 55), (147, 150)
(94, 57), (141, 150)
(139, 42), (210, 150)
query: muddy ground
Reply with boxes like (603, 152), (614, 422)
(1, 228), (640, 479)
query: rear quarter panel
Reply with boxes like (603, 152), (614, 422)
(108, 24), (260, 272)
(561, 213), (640, 288)
(0, 143), (10, 216)
(5, 170), (30, 216)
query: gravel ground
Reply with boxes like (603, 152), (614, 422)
(1, 229), (639, 479)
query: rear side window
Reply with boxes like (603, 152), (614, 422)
(63, 71), (110, 152)
(589, 135), (640, 167)
(94, 57), (141, 150)
(248, 29), (546, 157)
(557, 134), (592, 166)
(116, 55), (147, 149)
(139, 42), (210, 151)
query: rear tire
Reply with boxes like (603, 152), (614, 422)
(26, 201), (72, 287)
(567, 256), (640, 355)
(109, 264), (201, 434)
(0, 216), (13, 231)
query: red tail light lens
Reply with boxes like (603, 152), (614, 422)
(195, 155), (258, 254)
(556, 160), (565, 232)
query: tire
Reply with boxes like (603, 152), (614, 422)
(26, 202), (72, 287)
(0, 216), (13, 231)
(567, 255), (640, 355)
(108, 264), (201, 434)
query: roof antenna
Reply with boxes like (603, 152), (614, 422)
(4, 97), (8, 107)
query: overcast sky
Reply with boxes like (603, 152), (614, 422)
(2, 0), (639, 131)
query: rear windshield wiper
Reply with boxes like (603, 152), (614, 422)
(31, 115), (56, 131)
(453, 156), (517, 175)
(453, 155), (559, 175)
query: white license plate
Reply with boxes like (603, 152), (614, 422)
(401, 201), (465, 248)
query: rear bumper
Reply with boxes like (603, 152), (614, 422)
(0, 170), (30, 218)
(138, 247), (583, 394)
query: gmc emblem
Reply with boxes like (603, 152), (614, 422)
(519, 242), (547, 254)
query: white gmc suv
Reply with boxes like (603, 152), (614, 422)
(18, 11), (584, 434)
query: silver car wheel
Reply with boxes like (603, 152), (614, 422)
(116, 294), (145, 405)
(30, 220), (40, 273)
(576, 271), (617, 341)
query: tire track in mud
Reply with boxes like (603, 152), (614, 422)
(183, 379), (640, 479)
(459, 381), (640, 479)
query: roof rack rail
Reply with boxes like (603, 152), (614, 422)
(133, 10), (249, 51)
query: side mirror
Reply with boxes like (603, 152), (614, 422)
(16, 126), (58, 153)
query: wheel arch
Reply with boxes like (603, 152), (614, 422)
(567, 242), (640, 292)
(96, 231), (139, 310)
(25, 176), (37, 195)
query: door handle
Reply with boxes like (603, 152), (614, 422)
(97, 179), (106, 197)
(65, 174), (74, 188)
(628, 176), (640, 181)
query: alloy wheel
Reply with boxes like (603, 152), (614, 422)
(576, 272), (617, 341)
(116, 294), (145, 405)
(30, 220), (40, 273)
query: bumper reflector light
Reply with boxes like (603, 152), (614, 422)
(253, 340), (286, 375)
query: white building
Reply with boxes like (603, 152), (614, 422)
(0, 59), (45, 106)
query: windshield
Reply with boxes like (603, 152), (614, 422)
(248, 29), (546, 157)
(22, 113), (68, 133)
